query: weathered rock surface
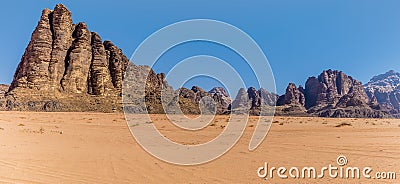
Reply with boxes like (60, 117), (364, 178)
(275, 83), (308, 116)
(305, 70), (369, 109)
(10, 9), (54, 91)
(275, 70), (390, 118)
(88, 32), (114, 96)
(230, 87), (277, 116)
(277, 83), (305, 106)
(231, 88), (250, 114)
(169, 86), (231, 115)
(104, 41), (130, 91)
(0, 84), (9, 110)
(6, 4), (166, 112)
(364, 70), (400, 117)
(61, 22), (92, 94)
(209, 87), (232, 113)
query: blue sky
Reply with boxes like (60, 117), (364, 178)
(0, 0), (400, 94)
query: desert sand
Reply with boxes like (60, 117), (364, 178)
(0, 111), (399, 183)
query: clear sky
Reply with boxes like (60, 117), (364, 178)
(0, 0), (399, 94)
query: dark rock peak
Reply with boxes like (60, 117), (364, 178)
(209, 87), (229, 97)
(247, 87), (261, 109)
(364, 70), (400, 117)
(277, 83), (305, 106)
(305, 69), (369, 109)
(368, 70), (400, 84)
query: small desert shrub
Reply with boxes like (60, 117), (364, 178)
(335, 122), (352, 127)
(18, 123), (25, 126)
(279, 122), (284, 126)
(39, 127), (45, 134)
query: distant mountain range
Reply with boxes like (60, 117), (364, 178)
(364, 70), (400, 117)
(0, 4), (398, 118)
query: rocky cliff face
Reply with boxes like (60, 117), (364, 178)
(275, 83), (308, 116)
(304, 70), (369, 109)
(277, 83), (305, 106)
(230, 87), (278, 116)
(6, 4), (164, 112)
(0, 84), (9, 110)
(172, 86), (232, 114)
(275, 70), (389, 118)
(364, 70), (400, 117)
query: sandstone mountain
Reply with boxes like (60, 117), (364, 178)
(172, 86), (231, 114)
(230, 87), (278, 116)
(364, 70), (400, 117)
(5, 4), (167, 112)
(276, 70), (390, 118)
(275, 83), (308, 116)
(2, 4), (396, 119)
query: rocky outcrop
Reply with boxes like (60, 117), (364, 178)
(209, 87), (232, 113)
(6, 4), (167, 112)
(230, 87), (278, 115)
(305, 70), (369, 109)
(364, 70), (400, 117)
(259, 88), (278, 107)
(88, 32), (114, 96)
(0, 84), (9, 110)
(60, 23), (92, 94)
(172, 86), (231, 114)
(104, 41), (130, 91)
(247, 87), (261, 109)
(275, 70), (390, 118)
(231, 88), (250, 113)
(275, 83), (308, 116)
(277, 83), (305, 106)
(10, 9), (54, 91)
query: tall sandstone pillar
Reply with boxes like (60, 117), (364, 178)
(49, 4), (73, 91)
(61, 23), (92, 93)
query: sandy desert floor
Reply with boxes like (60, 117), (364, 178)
(0, 111), (399, 183)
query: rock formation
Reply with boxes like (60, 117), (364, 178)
(0, 84), (9, 110)
(230, 87), (278, 116)
(275, 70), (390, 118)
(304, 70), (369, 109)
(171, 86), (231, 114)
(277, 83), (305, 106)
(6, 4), (166, 112)
(364, 70), (400, 117)
(275, 83), (308, 116)
(209, 87), (232, 113)
(231, 88), (251, 114)
(3, 4), (396, 118)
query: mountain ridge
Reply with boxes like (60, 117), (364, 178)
(0, 4), (397, 119)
